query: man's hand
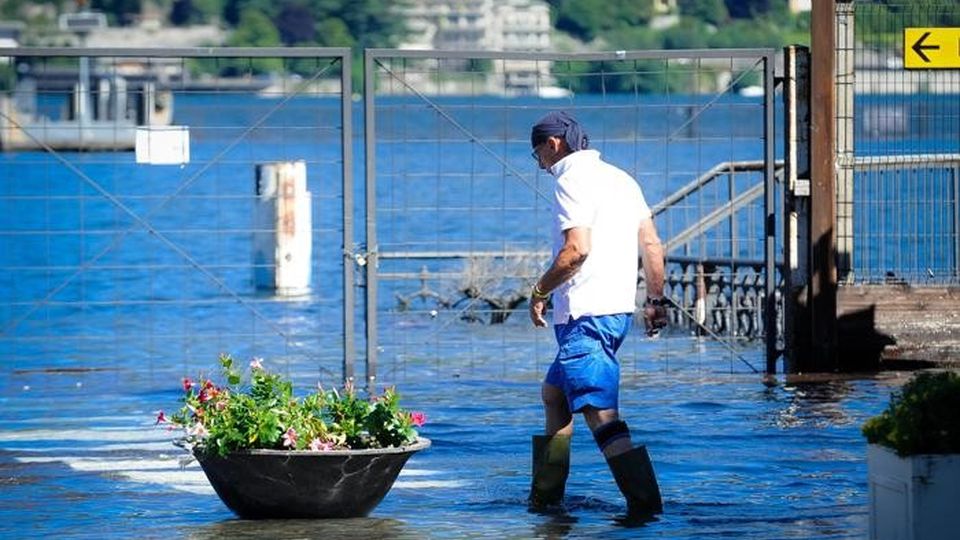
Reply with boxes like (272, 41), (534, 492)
(643, 297), (669, 337)
(529, 288), (549, 327)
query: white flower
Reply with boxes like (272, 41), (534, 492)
(188, 423), (209, 439)
(250, 357), (264, 370)
(309, 438), (334, 452)
(282, 427), (298, 448)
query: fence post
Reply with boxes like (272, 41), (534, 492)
(836, 0), (856, 281)
(340, 50), (356, 387)
(763, 51), (778, 373)
(253, 161), (312, 296)
(363, 49), (379, 394)
(955, 165), (960, 280)
(783, 45), (812, 374)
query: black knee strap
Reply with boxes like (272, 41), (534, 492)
(593, 420), (630, 452)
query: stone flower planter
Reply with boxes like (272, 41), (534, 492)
(195, 438), (431, 519)
(862, 371), (960, 540)
(867, 444), (960, 540)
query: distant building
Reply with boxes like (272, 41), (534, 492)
(0, 21), (25, 50)
(403, 0), (550, 52)
(789, 0), (812, 13)
(399, 0), (555, 94)
(79, 18), (225, 84)
(83, 22), (225, 50)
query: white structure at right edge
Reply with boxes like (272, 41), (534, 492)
(253, 161), (312, 296)
(868, 444), (960, 540)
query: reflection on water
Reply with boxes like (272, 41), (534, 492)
(532, 512), (579, 540)
(185, 517), (417, 540)
(0, 348), (906, 539)
(764, 379), (858, 429)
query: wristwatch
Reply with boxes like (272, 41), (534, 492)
(531, 283), (550, 300)
(645, 296), (668, 307)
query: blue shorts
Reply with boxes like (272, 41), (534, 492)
(544, 313), (632, 413)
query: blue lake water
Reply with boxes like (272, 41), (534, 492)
(0, 91), (955, 537)
(0, 350), (907, 539)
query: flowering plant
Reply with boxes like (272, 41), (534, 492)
(157, 353), (425, 457)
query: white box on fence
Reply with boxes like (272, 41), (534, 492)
(868, 444), (960, 540)
(253, 160), (312, 296)
(135, 126), (190, 165)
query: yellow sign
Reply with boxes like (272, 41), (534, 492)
(904, 28), (960, 69)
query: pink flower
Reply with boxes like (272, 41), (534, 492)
(188, 423), (209, 439)
(282, 427), (298, 448)
(309, 438), (334, 452)
(250, 357), (263, 370)
(410, 411), (426, 427)
(199, 381), (219, 403)
(155, 410), (167, 425)
(182, 377), (194, 392)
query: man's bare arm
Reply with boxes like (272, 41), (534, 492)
(638, 217), (667, 335)
(529, 227), (591, 327)
(638, 217), (664, 297)
(537, 227), (591, 293)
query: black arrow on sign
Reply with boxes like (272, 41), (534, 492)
(912, 31), (940, 63)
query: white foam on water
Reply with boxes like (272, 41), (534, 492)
(397, 468), (442, 477)
(15, 454), (213, 495)
(120, 470), (216, 495)
(392, 479), (467, 489)
(16, 456), (199, 472)
(10, 441), (179, 452)
(0, 427), (170, 443)
(3, 415), (147, 426)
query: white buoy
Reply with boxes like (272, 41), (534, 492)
(253, 160), (312, 296)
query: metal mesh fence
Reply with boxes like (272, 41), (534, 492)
(364, 49), (777, 383)
(0, 48), (353, 389)
(848, 1), (960, 283)
(0, 46), (779, 389)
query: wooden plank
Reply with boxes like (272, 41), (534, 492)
(838, 285), (960, 367)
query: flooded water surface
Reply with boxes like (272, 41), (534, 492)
(0, 348), (903, 539)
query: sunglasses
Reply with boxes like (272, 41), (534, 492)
(530, 141), (546, 162)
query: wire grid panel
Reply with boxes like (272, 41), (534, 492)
(850, 2), (960, 283)
(0, 48), (353, 387)
(365, 49), (776, 382)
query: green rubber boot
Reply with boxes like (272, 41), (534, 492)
(529, 434), (571, 509)
(606, 445), (663, 517)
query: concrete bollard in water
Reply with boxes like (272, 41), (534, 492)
(253, 161), (312, 296)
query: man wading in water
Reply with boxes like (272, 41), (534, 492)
(527, 111), (668, 519)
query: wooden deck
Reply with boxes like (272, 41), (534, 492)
(838, 285), (960, 368)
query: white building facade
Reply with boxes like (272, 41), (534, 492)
(399, 0), (556, 95)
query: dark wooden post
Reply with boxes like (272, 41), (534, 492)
(807, 0), (840, 371)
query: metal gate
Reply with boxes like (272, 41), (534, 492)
(361, 48), (778, 385)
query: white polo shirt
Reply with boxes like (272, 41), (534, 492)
(548, 149), (652, 325)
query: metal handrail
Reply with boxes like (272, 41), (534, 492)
(658, 154), (960, 254)
(854, 153), (960, 169)
(651, 159), (785, 217)
(654, 160), (784, 254)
